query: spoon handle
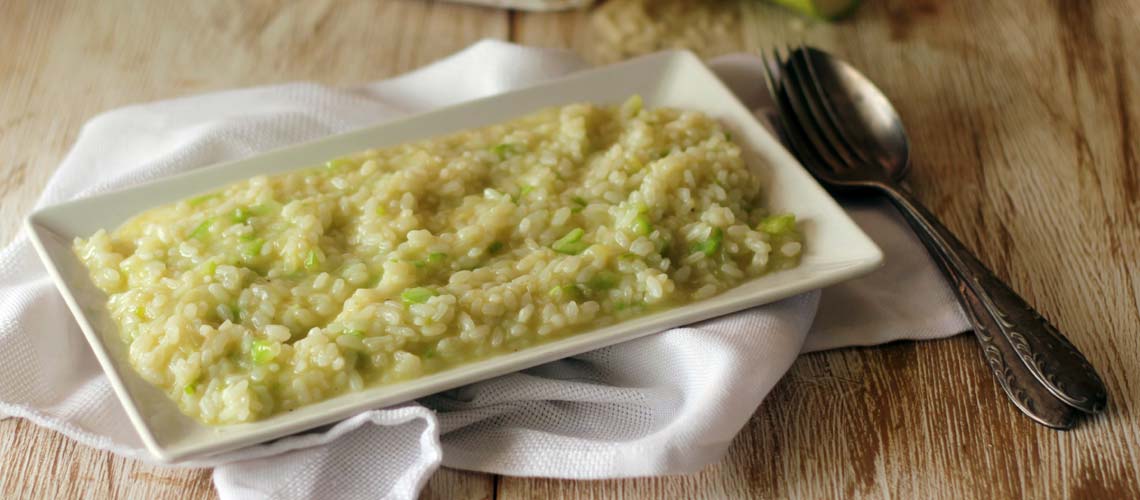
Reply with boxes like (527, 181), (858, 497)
(915, 214), (1080, 428)
(882, 185), (1108, 415)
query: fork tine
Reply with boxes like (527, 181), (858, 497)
(777, 45), (851, 174)
(759, 49), (796, 148)
(758, 50), (780, 105)
(778, 92), (839, 185)
(760, 48), (840, 184)
(786, 44), (861, 170)
(797, 44), (874, 167)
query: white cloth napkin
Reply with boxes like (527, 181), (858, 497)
(0, 40), (968, 499)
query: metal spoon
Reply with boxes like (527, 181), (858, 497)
(762, 46), (1107, 427)
(761, 49), (1077, 429)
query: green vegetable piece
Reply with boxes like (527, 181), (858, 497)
(412, 259), (426, 268)
(134, 306), (147, 320)
(621, 94), (643, 117)
(231, 207), (251, 224)
(183, 384), (196, 396)
(401, 287), (435, 304)
(242, 238), (265, 259)
(229, 304), (241, 323)
(548, 284), (583, 300)
(189, 218), (214, 240)
(187, 192), (221, 206)
(344, 329), (365, 338)
(305, 249), (320, 269)
(492, 143), (517, 160)
(571, 196), (588, 213)
(375, 205), (387, 216)
(487, 241), (505, 255)
(414, 251), (447, 268)
(769, 0), (861, 21)
(512, 184), (534, 203)
(325, 157), (355, 170)
(633, 214), (653, 236)
(423, 348), (436, 359)
(552, 228), (588, 255)
(587, 271), (619, 291)
(760, 213), (797, 235)
(205, 261), (218, 276)
(693, 228), (724, 256)
(249, 202), (278, 216)
(615, 300), (647, 311)
(554, 241), (588, 255)
(251, 340), (275, 364)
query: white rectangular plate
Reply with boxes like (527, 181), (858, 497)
(26, 50), (882, 462)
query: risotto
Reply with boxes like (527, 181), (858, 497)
(73, 96), (802, 424)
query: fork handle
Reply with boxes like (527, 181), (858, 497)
(882, 185), (1108, 414)
(916, 214), (1080, 428)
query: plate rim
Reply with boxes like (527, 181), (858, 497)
(26, 48), (883, 462)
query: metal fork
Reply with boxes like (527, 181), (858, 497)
(760, 45), (1107, 428)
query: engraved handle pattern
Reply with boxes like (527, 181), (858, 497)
(885, 186), (1108, 415)
(970, 273), (1107, 413)
(925, 232), (1079, 428)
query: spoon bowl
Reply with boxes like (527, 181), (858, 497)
(762, 45), (1108, 427)
(795, 47), (911, 180)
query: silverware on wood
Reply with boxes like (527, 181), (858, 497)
(760, 45), (1107, 428)
(931, 239), (1079, 428)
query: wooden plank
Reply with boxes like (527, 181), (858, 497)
(0, 0), (509, 245)
(3, 0), (1140, 498)
(0, 418), (214, 499)
(421, 468), (496, 500)
(505, 0), (1140, 498)
(0, 1), (503, 498)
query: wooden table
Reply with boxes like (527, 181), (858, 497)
(2, 0), (1137, 497)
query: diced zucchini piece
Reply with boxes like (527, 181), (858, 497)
(571, 196), (588, 213)
(231, 207), (251, 223)
(189, 218), (214, 240)
(586, 270), (619, 291)
(242, 238), (264, 259)
(759, 213), (797, 235)
(633, 214), (653, 236)
(401, 287), (435, 304)
(251, 340), (275, 364)
(693, 228), (724, 256)
(492, 143), (518, 160)
(187, 192), (221, 206)
(325, 157), (355, 170)
(548, 284), (584, 300)
(552, 228), (588, 255)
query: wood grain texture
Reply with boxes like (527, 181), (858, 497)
(1, 0), (1138, 499)
(505, 0), (1140, 498)
(0, 1), (504, 499)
